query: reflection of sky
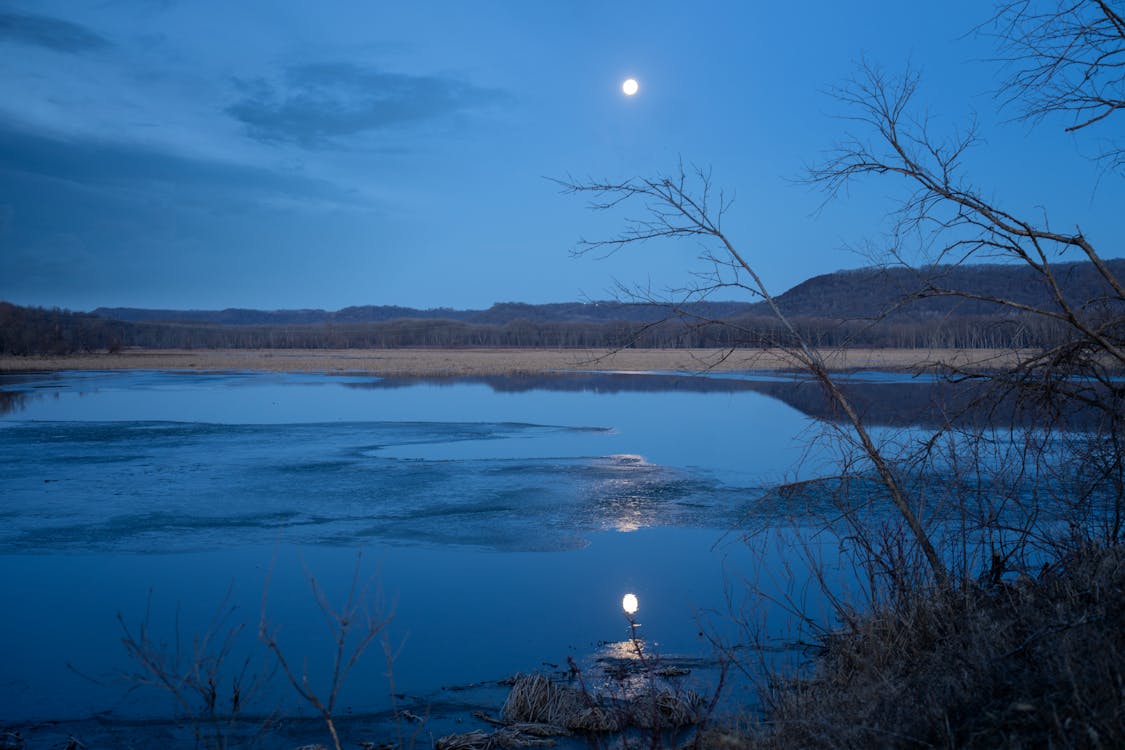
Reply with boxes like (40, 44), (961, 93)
(0, 371), (848, 726)
(0, 526), (810, 723)
(0, 370), (823, 484)
(0, 368), (1093, 732)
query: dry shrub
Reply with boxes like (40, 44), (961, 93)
(505, 722), (570, 737)
(501, 674), (624, 733)
(435, 727), (559, 750)
(630, 689), (707, 730)
(435, 730), (491, 750)
(500, 671), (709, 739)
(501, 674), (579, 726)
(744, 544), (1125, 749)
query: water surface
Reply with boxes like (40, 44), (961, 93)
(0, 369), (879, 736)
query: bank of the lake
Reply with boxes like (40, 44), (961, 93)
(0, 346), (1033, 375)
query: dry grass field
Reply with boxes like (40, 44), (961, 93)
(0, 347), (1032, 376)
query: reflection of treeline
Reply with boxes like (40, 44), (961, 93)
(0, 303), (1114, 354)
(0, 389), (33, 416)
(353, 372), (1110, 431)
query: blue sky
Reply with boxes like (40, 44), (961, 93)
(1, 1), (1121, 311)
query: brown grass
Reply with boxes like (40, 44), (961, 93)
(501, 674), (625, 733)
(0, 347), (1034, 376)
(727, 544), (1125, 749)
(434, 727), (559, 750)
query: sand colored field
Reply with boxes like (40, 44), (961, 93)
(0, 347), (1032, 375)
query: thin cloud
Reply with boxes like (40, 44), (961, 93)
(0, 121), (360, 206)
(0, 10), (111, 54)
(227, 62), (509, 148)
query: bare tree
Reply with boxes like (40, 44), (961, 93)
(557, 167), (949, 587)
(812, 60), (1123, 362)
(559, 3), (1123, 744)
(560, 1), (1124, 591)
(989, 0), (1125, 171)
(809, 42), (1124, 547)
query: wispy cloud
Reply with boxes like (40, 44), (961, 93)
(0, 10), (111, 54)
(227, 62), (508, 148)
(0, 121), (359, 206)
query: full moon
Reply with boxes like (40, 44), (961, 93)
(622, 78), (639, 96)
(622, 592), (639, 615)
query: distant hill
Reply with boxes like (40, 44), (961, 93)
(91, 300), (759, 326)
(92, 259), (1125, 326)
(4, 259), (1122, 355)
(90, 305), (461, 325)
(768, 260), (1125, 319)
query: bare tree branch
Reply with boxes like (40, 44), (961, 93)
(988, 0), (1125, 169)
(558, 164), (950, 587)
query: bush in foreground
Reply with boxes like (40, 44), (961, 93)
(716, 544), (1125, 749)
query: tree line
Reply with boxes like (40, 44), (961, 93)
(0, 302), (127, 355)
(0, 299), (1094, 355)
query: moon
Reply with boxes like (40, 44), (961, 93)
(622, 592), (639, 615)
(622, 78), (639, 96)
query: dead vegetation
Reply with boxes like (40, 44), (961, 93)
(258, 553), (392, 750)
(705, 543), (1125, 749)
(559, 0), (1125, 745)
(436, 670), (711, 750)
(109, 554), (393, 750)
(500, 674), (623, 733)
(0, 346), (1031, 376)
(115, 590), (275, 750)
(435, 726), (559, 750)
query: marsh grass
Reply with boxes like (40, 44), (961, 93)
(711, 542), (1125, 749)
(501, 673), (624, 733)
(436, 612), (717, 750)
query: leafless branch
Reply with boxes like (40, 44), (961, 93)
(259, 552), (392, 750)
(559, 163), (950, 586)
(988, 0), (1125, 159)
(118, 588), (274, 749)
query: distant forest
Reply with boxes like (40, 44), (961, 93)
(4, 260), (1123, 355)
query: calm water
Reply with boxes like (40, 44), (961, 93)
(0, 369), (875, 736)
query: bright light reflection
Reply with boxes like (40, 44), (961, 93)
(622, 592), (639, 615)
(607, 455), (650, 532)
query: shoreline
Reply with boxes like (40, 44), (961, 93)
(0, 347), (1030, 376)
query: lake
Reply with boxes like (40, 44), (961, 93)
(0, 368), (978, 746)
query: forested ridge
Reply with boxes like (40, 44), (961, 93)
(4, 260), (1123, 354)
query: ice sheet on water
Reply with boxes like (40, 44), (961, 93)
(0, 419), (757, 553)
